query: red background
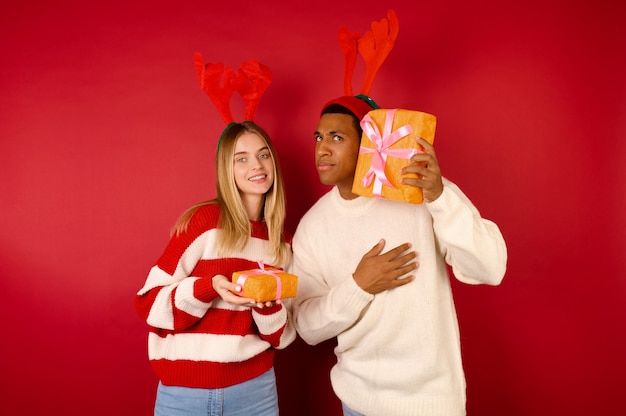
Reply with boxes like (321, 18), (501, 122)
(1, 1), (625, 415)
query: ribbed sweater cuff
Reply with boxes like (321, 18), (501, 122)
(193, 276), (219, 302)
(339, 275), (374, 313)
(252, 302), (282, 316)
(426, 186), (462, 218)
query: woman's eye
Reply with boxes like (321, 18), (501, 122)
(259, 153), (270, 160)
(236, 157), (246, 163)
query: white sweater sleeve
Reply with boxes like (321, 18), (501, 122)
(426, 179), (508, 285)
(290, 222), (374, 346)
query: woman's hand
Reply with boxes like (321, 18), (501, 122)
(212, 275), (281, 309)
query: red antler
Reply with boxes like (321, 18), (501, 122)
(194, 51), (236, 124)
(231, 59), (272, 121)
(337, 10), (399, 96)
(194, 53), (272, 123)
(338, 26), (360, 96)
(358, 9), (399, 95)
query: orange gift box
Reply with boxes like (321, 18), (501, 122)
(352, 108), (436, 204)
(232, 264), (298, 303)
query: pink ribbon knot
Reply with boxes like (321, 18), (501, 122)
(236, 260), (283, 301)
(359, 109), (422, 198)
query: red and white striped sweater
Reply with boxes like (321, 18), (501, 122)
(135, 203), (295, 388)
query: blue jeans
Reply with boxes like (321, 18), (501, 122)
(342, 402), (365, 416)
(154, 368), (279, 416)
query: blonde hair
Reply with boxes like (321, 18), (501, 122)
(172, 121), (289, 266)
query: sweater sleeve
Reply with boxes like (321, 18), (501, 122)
(135, 208), (221, 330)
(290, 224), (374, 346)
(426, 179), (508, 286)
(251, 301), (296, 349)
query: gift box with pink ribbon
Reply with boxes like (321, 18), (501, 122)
(352, 108), (437, 204)
(232, 262), (298, 303)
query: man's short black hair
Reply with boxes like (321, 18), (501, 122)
(321, 104), (363, 137)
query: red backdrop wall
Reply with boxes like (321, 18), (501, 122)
(1, 1), (625, 415)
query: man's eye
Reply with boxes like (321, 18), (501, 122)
(333, 135), (343, 141)
(314, 135), (322, 142)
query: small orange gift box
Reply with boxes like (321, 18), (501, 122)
(232, 262), (298, 303)
(352, 108), (436, 204)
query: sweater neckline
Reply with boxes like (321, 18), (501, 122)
(330, 186), (376, 215)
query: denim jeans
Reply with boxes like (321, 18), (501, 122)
(154, 368), (279, 416)
(342, 402), (365, 416)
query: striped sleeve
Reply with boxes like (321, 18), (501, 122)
(252, 302), (296, 349)
(135, 206), (221, 330)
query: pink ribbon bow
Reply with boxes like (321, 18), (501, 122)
(359, 109), (421, 198)
(236, 261), (283, 301)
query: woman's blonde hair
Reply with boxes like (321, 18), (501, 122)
(172, 121), (288, 265)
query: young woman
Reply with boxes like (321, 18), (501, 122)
(136, 121), (294, 416)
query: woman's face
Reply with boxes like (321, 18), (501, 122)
(233, 132), (274, 198)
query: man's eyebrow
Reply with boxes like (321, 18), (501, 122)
(314, 130), (341, 136)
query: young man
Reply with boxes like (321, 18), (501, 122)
(291, 95), (507, 416)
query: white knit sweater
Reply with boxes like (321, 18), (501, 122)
(291, 179), (507, 416)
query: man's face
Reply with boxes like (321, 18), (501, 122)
(314, 113), (361, 199)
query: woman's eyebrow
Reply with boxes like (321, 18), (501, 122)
(234, 146), (268, 156)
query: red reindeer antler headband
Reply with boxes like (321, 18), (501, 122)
(194, 52), (272, 130)
(323, 10), (399, 119)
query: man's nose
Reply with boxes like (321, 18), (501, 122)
(316, 138), (330, 155)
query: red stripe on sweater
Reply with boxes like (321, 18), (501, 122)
(190, 258), (277, 285)
(135, 288), (159, 321)
(152, 349), (274, 389)
(150, 307), (256, 338)
(157, 204), (221, 275)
